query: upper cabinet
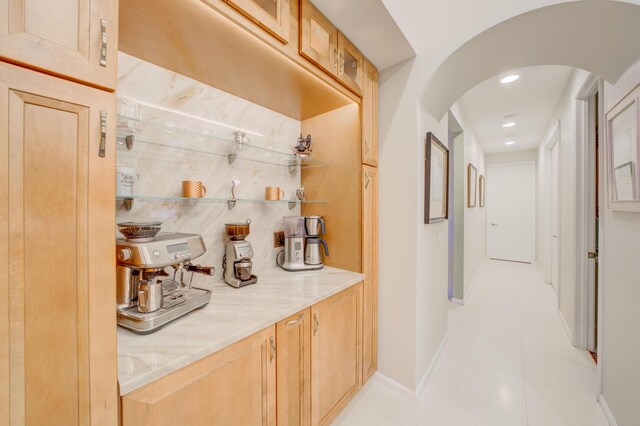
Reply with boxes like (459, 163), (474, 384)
(221, 0), (290, 43)
(362, 59), (378, 166)
(300, 0), (337, 76)
(300, 0), (363, 95)
(337, 32), (363, 95)
(0, 0), (118, 90)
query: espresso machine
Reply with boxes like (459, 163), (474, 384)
(223, 220), (258, 288)
(277, 215), (329, 271)
(116, 222), (215, 334)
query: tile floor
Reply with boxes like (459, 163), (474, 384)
(333, 260), (607, 425)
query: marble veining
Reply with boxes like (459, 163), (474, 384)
(116, 52), (308, 283)
(118, 267), (364, 395)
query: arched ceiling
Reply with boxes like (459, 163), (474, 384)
(419, 1), (640, 119)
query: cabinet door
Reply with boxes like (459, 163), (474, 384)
(223, 0), (290, 44)
(311, 284), (362, 425)
(276, 309), (311, 426)
(337, 32), (364, 95)
(0, 0), (118, 89)
(362, 166), (378, 383)
(122, 326), (277, 426)
(0, 62), (117, 425)
(362, 60), (378, 166)
(300, 0), (337, 77)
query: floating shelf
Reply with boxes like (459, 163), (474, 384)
(116, 195), (328, 211)
(116, 98), (328, 173)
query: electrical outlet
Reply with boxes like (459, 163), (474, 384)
(273, 231), (285, 248)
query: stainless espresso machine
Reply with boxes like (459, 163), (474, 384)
(276, 215), (329, 271)
(116, 222), (214, 334)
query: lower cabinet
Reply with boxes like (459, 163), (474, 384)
(121, 284), (363, 426)
(311, 284), (362, 425)
(276, 309), (311, 426)
(121, 326), (277, 425)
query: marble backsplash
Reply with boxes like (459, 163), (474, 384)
(116, 52), (302, 283)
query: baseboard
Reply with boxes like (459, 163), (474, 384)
(598, 394), (619, 426)
(415, 333), (449, 397)
(464, 257), (489, 301)
(451, 298), (464, 305)
(373, 333), (449, 401)
(532, 261), (551, 284)
(371, 372), (417, 400)
(559, 309), (572, 340)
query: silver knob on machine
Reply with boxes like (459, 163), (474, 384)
(118, 248), (132, 261)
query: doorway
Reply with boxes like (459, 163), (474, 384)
(550, 135), (560, 295)
(487, 161), (535, 262)
(575, 77), (602, 356)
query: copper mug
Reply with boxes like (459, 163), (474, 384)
(182, 180), (207, 198)
(265, 186), (285, 201)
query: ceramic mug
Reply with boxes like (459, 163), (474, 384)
(182, 180), (207, 198)
(265, 186), (285, 201)
(116, 166), (140, 197)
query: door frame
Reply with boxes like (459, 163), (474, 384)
(486, 160), (536, 263)
(545, 122), (561, 307)
(574, 74), (604, 355)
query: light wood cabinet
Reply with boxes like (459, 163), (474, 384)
(311, 284), (362, 425)
(0, 0), (118, 90)
(337, 32), (364, 95)
(276, 309), (311, 426)
(299, 0), (338, 76)
(0, 61), (117, 425)
(362, 59), (378, 166)
(219, 0), (290, 44)
(362, 166), (378, 383)
(122, 326), (277, 425)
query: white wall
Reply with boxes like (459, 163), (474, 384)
(600, 59), (640, 426)
(486, 149), (537, 165)
(378, 55), (449, 391)
(536, 69), (590, 337)
(450, 103), (487, 301)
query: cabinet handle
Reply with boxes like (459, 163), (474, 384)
(99, 110), (107, 157)
(285, 313), (305, 326)
(313, 313), (319, 335)
(339, 52), (345, 74)
(269, 336), (276, 363)
(365, 175), (370, 189)
(334, 47), (338, 69)
(100, 19), (107, 67)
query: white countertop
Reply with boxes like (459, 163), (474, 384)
(117, 267), (364, 395)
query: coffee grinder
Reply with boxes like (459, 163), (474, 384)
(223, 219), (258, 288)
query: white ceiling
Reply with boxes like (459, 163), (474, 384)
(457, 65), (574, 154)
(311, 0), (415, 71)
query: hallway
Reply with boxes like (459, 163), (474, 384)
(334, 260), (606, 425)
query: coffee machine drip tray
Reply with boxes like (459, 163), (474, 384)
(117, 287), (211, 334)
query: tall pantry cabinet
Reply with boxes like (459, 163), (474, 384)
(0, 1), (119, 424)
(361, 58), (379, 384)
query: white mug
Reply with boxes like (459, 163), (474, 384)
(116, 166), (140, 196)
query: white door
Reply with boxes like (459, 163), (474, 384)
(487, 162), (535, 262)
(551, 143), (560, 293)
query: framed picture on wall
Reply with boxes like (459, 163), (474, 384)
(468, 163), (477, 207)
(606, 83), (640, 212)
(424, 132), (449, 223)
(479, 175), (486, 207)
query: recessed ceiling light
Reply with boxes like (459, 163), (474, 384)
(505, 141), (515, 145)
(502, 122), (516, 128)
(500, 74), (520, 84)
